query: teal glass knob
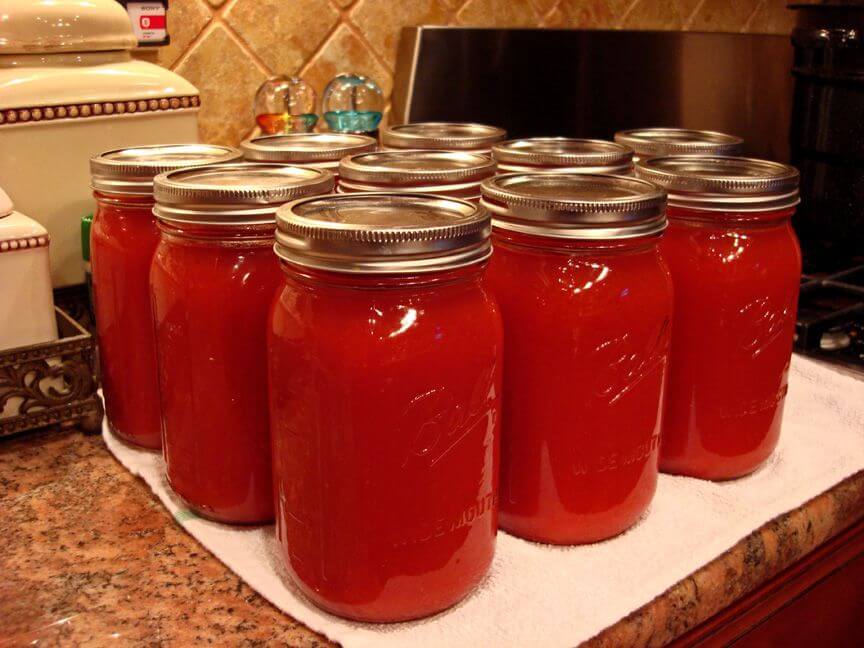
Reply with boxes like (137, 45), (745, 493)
(322, 73), (383, 134)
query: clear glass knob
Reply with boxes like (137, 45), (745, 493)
(322, 73), (383, 134)
(253, 75), (318, 134)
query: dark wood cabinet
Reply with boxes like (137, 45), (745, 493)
(674, 519), (864, 647)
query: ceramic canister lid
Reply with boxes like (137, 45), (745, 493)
(0, 185), (49, 245)
(0, 0), (138, 55)
(0, 187), (12, 218)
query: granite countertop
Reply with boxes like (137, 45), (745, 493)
(2, 429), (863, 647)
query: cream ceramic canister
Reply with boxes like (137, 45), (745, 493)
(0, 187), (58, 351)
(0, 0), (201, 288)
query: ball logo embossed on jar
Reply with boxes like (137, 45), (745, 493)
(593, 317), (670, 406)
(735, 293), (796, 360)
(401, 363), (498, 470)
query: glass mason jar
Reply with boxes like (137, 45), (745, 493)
(614, 127), (744, 164)
(380, 121), (506, 154)
(240, 132), (376, 182)
(150, 164), (334, 524)
(338, 149), (495, 202)
(269, 193), (502, 621)
(481, 173), (673, 544)
(636, 156), (801, 480)
(492, 137), (633, 175)
(90, 144), (242, 449)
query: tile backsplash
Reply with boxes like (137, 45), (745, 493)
(139, 0), (797, 146)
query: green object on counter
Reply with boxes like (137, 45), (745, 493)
(81, 213), (92, 263)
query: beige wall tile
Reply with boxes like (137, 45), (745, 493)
(159, 0), (212, 68)
(746, 0), (796, 34)
(676, 0), (704, 25)
(689, 0), (761, 32)
(455, 0), (538, 27)
(302, 24), (394, 105)
(541, 7), (567, 27)
(558, 0), (636, 28)
(530, 0), (561, 17)
(351, 0), (450, 69)
(225, 0), (340, 74)
(175, 25), (268, 145)
(621, 0), (684, 30)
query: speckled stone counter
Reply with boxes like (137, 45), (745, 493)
(2, 429), (863, 647)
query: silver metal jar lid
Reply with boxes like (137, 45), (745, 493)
(91, 144), (243, 195)
(492, 138), (633, 171)
(634, 156), (800, 212)
(240, 133), (377, 163)
(381, 122), (507, 150)
(339, 150), (496, 185)
(153, 163), (335, 225)
(614, 128), (744, 158)
(275, 192), (491, 274)
(480, 173), (667, 240)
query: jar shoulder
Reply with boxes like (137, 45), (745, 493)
(487, 243), (673, 313)
(661, 221), (802, 276)
(269, 278), (502, 359)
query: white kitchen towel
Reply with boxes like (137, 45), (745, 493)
(103, 355), (864, 648)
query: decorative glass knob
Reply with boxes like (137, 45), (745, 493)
(253, 75), (317, 134)
(322, 73), (383, 134)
